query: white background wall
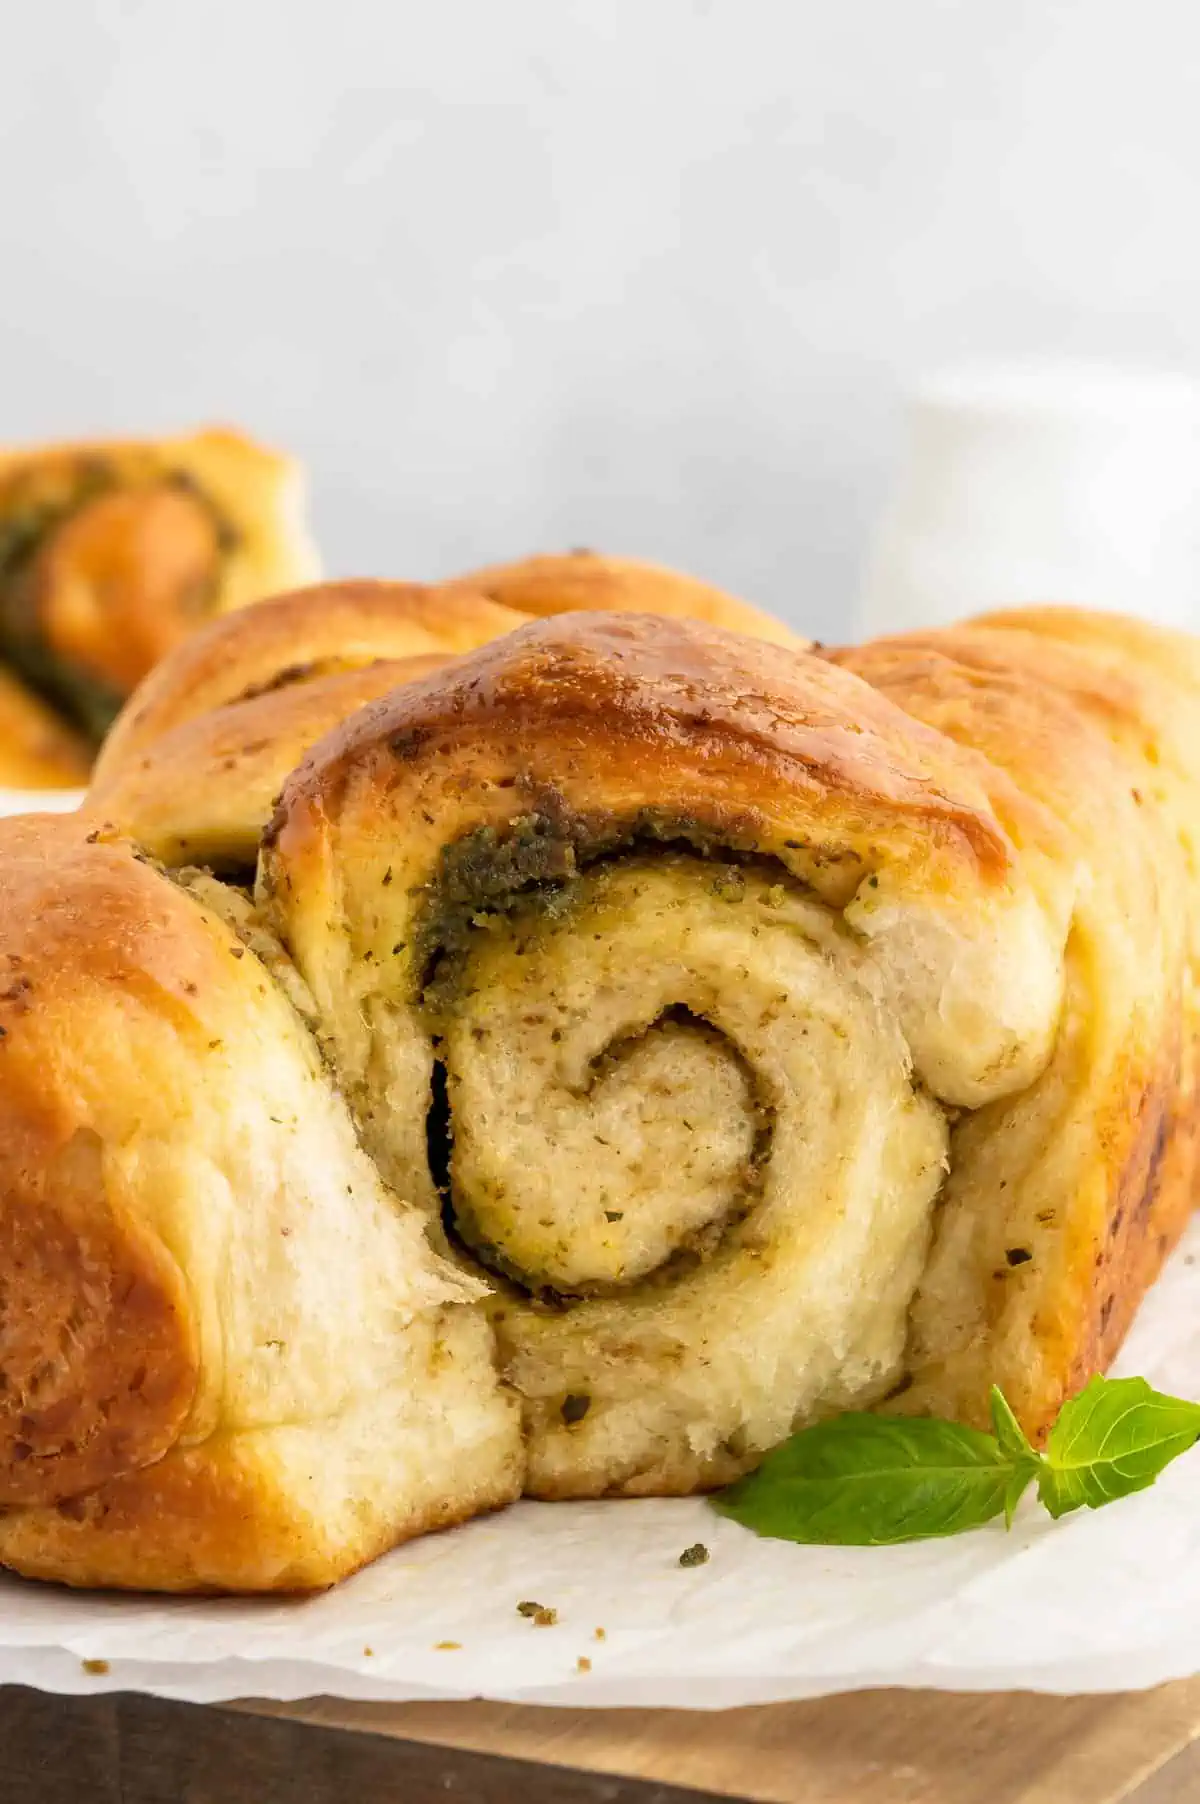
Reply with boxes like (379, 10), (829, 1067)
(3, 0), (1199, 638)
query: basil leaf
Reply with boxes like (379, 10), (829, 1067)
(712, 1376), (1200, 1547)
(988, 1385), (1041, 1526)
(989, 1384), (1035, 1461)
(1038, 1375), (1200, 1519)
(713, 1413), (1012, 1545)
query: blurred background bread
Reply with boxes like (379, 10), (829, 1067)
(0, 427), (318, 786)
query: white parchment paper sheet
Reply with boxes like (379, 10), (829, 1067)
(2, 1215), (1199, 1709)
(2, 788), (1199, 1706)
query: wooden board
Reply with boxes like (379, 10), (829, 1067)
(8, 1681), (1200, 1802)
(247, 1681), (1200, 1802)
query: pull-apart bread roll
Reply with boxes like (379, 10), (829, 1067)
(90, 580), (532, 869)
(440, 550), (805, 648)
(0, 816), (519, 1591)
(833, 607), (1200, 1429)
(0, 428), (318, 747)
(261, 609), (1075, 1500)
(4, 588), (1196, 1592)
(90, 554), (794, 869)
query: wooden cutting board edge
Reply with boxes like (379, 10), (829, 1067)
(240, 1677), (1200, 1804)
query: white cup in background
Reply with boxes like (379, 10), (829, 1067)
(858, 360), (1200, 638)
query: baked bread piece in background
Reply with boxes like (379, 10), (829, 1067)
(0, 426), (319, 762)
(0, 665), (91, 788)
(440, 549), (806, 648)
(89, 578), (532, 868)
(93, 578), (528, 775)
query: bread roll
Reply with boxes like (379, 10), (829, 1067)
(440, 550), (805, 648)
(90, 563), (790, 864)
(258, 609), (1095, 1493)
(90, 658), (449, 871)
(830, 607), (1200, 1427)
(3, 589), (1196, 1591)
(0, 428), (318, 743)
(0, 817), (519, 1591)
(94, 579), (528, 777)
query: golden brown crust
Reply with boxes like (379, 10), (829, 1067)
(828, 618), (1200, 1437)
(95, 579), (527, 777)
(979, 602), (1200, 690)
(440, 550), (804, 649)
(90, 654), (453, 868)
(93, 557), (801, 840)
(1085, 1040), (1195, 1384)
(0, 1122), (196, 1507)
(0, 1420), (515, 1595)
(272, 609), (1010, 891)
(0, 820), (215, 1504)
(0, 812), (521, 1591)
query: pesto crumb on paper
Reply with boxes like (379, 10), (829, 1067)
(517, 1600), (558, 1626)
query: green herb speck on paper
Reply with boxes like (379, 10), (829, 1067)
(711, 1375), (1200, 1547)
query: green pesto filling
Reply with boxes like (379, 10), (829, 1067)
(415, 799), (770, 998)
(415, 804), (781, 1303)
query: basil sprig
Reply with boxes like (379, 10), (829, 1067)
(713, 1377), (1200, 1546)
